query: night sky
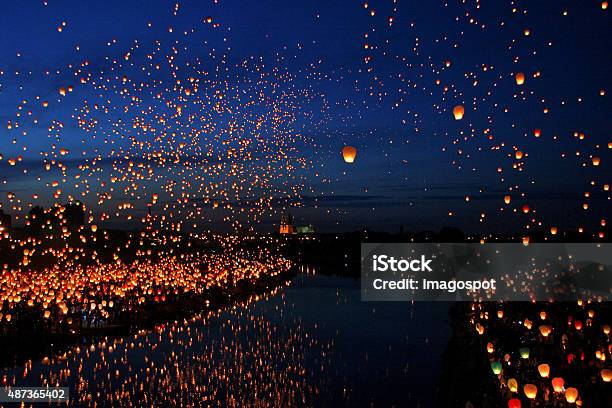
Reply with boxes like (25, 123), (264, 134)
(0, 0), (610, 234)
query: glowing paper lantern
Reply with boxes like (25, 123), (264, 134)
(523, 384), (537, 399)
(508, 398), (521, 408)
(508, 378), (518, 392)
(592, 156), (601, 166)
(565, 387), (578, 403)
(342, 146), (357, 163)
(601, 369), (612, 382)
(504, 195), (511, 204)
(539, 325), (552, 337)
(515, 72), (525, 85)
(519, 347), (530, 359)
(538, 363), (550, 378)
(453, 105), (464, 120)
(491, 361), (502, 375)
(552, 377), (565, 392)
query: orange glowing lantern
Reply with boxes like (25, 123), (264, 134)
(552, 377), (565, 392)
(539, 325), (552, 337)
(508, 378), (518, 392)
(453, 105), (465, 120)
(592, 156), (601, 166)
(565, 387), (578, 403)
(538, 363), (550, 378)
(515, 72), (525, 85)
(523, 384), (537, 399)
(533, 128), (541, 137)
(601, 369), (612, 382)
(515, 150), (523, 160)
(342, 146), (357, 163)
(522, 204), (530, 213)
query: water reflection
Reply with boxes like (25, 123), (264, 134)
(1, 273), (450, 407)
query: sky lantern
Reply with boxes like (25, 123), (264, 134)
(491, 361), (502, 375)
(574, 320), (583, 331)
(533, 128), (541, 137)
(504, 195), (511, 204)
(550, 226), (558, 235)
(538, 363), (550, 378)
(552, 377), (565, 392)
(342, 146), (357, 163)
(487, 342), (494, 353)
(539, 325), (552, 337)
(603, 324), (611, 335)
(515, 72), (525, 85)
(565, 387), (578, 403)
(522, 204), (530, 214)
(497, 310), (504, 318)
(508, 378), (518, 392)
(519, 347), (530, 359)
(523, 384), (537, 399)
(453, 105), (464, 120)
(508, 398), (521, 408)
(592, 156), (600, 166)
(515, 150), (523, 160)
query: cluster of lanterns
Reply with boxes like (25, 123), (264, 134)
(473, 300), (611, 407)
(0, 236), (293, 328)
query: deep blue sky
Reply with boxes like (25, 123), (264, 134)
(0, 0), (610, 234)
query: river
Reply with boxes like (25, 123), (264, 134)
(1, 272), (451, 407)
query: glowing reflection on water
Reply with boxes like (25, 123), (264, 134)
(1, 273), (451, 407)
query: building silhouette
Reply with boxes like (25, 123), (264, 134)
(279, 212), (314, 234)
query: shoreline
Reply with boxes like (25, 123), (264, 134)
(0, 267), (296, 369)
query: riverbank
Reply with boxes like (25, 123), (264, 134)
(0, 266), (296, 369)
